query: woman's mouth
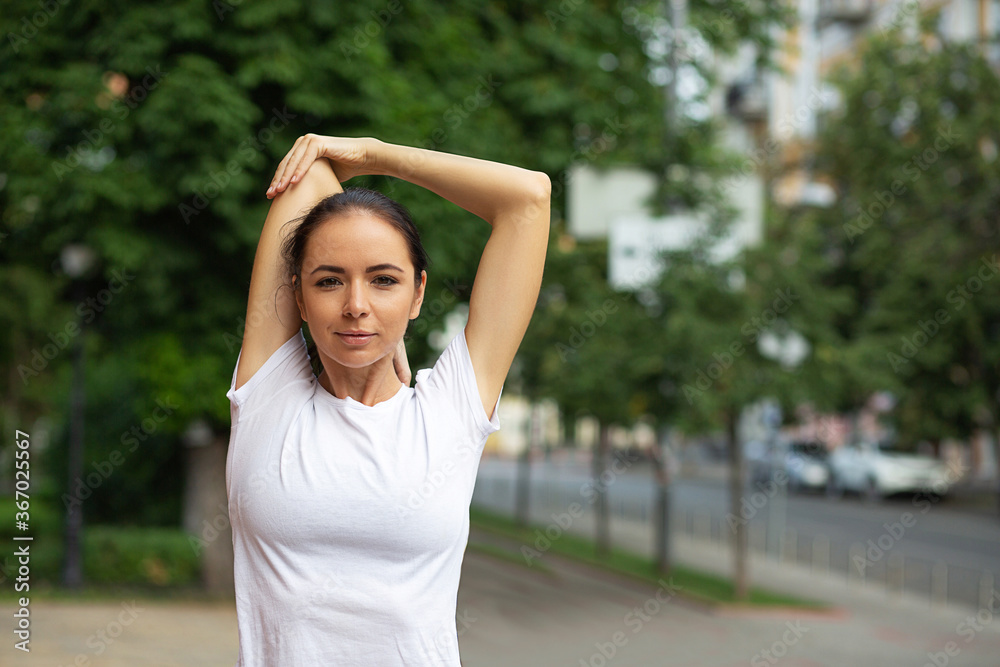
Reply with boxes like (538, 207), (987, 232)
(337, 333), (375, 346)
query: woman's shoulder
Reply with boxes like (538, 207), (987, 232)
(227, 328), (316, 422)
(413, 329), (501, 439)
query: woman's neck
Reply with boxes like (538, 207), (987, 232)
(318, 362), (403, 406)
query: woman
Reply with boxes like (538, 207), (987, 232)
(225, 133), (550, 666)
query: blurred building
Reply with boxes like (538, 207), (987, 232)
(568, 0), (1000, 290)
(769, 0), (1000, 208)
(559, 1), (1000, 456)
(567, 5), (769, 291)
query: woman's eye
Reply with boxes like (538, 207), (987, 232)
(317, 276), (397, 287)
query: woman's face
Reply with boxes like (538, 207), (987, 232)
(294, 211), (425, 371)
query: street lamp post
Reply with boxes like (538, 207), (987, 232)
(60, 244), (96, 589)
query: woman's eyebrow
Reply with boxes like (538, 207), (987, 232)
(310, 263), (405, 275)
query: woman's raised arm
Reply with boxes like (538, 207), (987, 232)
(268, 137), (551, 421)
(368, 142), (551, 421)
(234, 158), (342, 392)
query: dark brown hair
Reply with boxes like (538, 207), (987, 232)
(279, 187), (430, 375)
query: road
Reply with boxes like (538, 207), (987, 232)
(473, 456), (1000, 608)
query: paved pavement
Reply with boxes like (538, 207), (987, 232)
(459, 519), (1000, 666)
(2, 517), (1000, 666)
(0, 596), (238, 666)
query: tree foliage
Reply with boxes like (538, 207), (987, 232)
(806, 18), (1000, 444)
(0, 0), (684, 524)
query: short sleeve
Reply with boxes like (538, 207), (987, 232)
(415, 327), (502, 441)
(226, 329), (314, 424)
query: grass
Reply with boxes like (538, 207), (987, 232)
(0, 581), (233, 603)
(2, 508), (823, 609)
(468, 505), (828, 609)
(465, 541), (555, 575)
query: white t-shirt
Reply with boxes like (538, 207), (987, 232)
(225, 327), (501, 666)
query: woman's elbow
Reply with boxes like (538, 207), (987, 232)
(531, 171), (552, 204)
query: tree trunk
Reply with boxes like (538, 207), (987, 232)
(727, 407), (748, 600)
(594, 421), (611, 559)
(514, 403), (534, 528)
(652, 427), (671, 575)
(183, 434), (235, 595)
(995, 427), (1000, 520)
(62, 300), (86, 589)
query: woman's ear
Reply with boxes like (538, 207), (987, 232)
(293, 276), (308, 322)
(409, 270), (427, 319)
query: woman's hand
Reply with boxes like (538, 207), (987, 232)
(266, 135), (378, 199)
(392, 337), (411, 386)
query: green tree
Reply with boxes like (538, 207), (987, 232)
(809, 16), (1000, 464)
(514, 0), (794, 572)
(0, 0), (679, 578)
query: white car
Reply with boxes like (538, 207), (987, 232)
(782, 441), (830, 492)
(826, 440), (954, 501)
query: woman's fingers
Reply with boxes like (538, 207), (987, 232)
(266, 141), (296, 197)
(393, 338), (411, 385)
(266, 135), (313, 198)
(279, 139), (309, 188)
(265, 134), (354, 198)
(284, 138), (314, 186)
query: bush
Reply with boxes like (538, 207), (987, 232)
(83, 526), (200, 586)
(1, 497), (200, 588)
(0, 496), (64, 584)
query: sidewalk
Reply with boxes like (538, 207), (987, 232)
(1, 518), (998, 665)
(459, 513), (1000, 666)
(0, 597), (238, 666)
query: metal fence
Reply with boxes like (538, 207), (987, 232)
(472, 470), (998, 611)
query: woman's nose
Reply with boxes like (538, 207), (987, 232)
(343, 281), (369, 317)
